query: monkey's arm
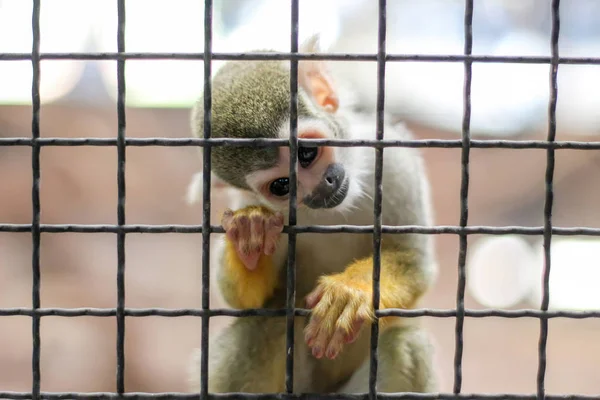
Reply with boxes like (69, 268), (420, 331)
(303, 243), (431, 360)
(217, 236), (278, 309)
(304, 131), (436, 360)
(307, 244), (427, 320)
(217, 205), (287, 309)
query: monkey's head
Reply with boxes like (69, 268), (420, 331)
(191, 37), (365, 213)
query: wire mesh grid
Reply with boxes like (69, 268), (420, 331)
(0, 0), (599, 399)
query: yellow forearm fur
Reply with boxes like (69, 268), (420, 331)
(322, 248), (422, 327)
(221, 239), (279, 309)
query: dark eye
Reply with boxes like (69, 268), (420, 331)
(298, 146), (318, 168)
(269, 177), (290, 197)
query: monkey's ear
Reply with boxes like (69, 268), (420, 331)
(298, 35), (339, 113)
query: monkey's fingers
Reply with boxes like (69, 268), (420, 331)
(323, 308), (356, 359)
(271, 211), (285, 228)
(263, 213), (284, 255)
(225, 226), (239, 243)
(222, 209), (241, 244)
(304, 316), (320, 347)
(308, 303), (355, 359)
(344, 319), (364, 344)
(237, 251), (261, 271)
(234, 214), (261, 270)
(221, 209), (235, 229)
(306, 290), (348, 358)
(324, 303), (368, 359)
(249, 213), (266, 248)
(307, 308), (338, 359)
(305, 286), (325, 309)
(304, 290), (335, 353)
(323, 318), (364, 360)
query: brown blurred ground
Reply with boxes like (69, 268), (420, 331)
(0, 104), (598, 395)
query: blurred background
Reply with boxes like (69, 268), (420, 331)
(1, 0), (599, 395)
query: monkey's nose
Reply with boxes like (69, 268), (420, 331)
(302, 163), (348, 209)
(323, 163), (344, 190)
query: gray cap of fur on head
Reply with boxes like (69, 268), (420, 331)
(191, 59), (313, 190)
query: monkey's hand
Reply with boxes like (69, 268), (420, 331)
(220, 206), (284, 309)
(303, 270), (374, 360)
(304, 250), (421, 360)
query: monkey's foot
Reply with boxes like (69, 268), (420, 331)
(303, 275), (375, 360)
(222, 206), (284, 271)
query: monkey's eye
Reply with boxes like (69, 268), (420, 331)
(269, 177), (290, 197)
(298, 146), (318, 168)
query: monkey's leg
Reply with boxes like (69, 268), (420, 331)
(336, 325), (437, 393)
(190, 316), (287, 393)
(190, 315), (316, 393)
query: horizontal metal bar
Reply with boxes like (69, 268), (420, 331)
(0, 392), (597, 400)
(1, 307), (598, 319)
(1, 52), (600, 65)
(2, 137), (600, 150)
(1, 223), (600, 236)
(0, 307), (293, 318)
(376, 308), (600, 319)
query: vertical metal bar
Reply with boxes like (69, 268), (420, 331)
(538, 1), (560, 399)
(30, 1), (42, 398)
(453, 0), (473, 394)
(286, 0), (299, 393)
(369, 0), (386, 397)
(116, 0), (127, 394)
(200, 0), (213, 398)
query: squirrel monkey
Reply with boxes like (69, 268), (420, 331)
(188, 36), (439, 394)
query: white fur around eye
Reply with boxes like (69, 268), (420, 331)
(245, 169), (276, 195)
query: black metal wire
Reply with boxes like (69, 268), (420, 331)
(115, 0), (127, 394)
(1, 306), (599, 319)
(537, 2), (560, 399)
(285, 0), (299, 394)
(1, 1), (597, 399)
(3, 223), (600, 236)
(0, 393), (599, 400)
(3, 137), (600, 150)
(30, 1), (41, 399)
(1, 52), (600, 65)
(452, 0), (473, 394)
(200, 1), (214, 398)
(368, 0), (386, 397)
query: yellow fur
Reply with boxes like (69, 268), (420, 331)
(313, 247), (420, 332)
(223, 240), (279, 309)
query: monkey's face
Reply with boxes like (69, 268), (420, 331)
(245, 119), (353, 212)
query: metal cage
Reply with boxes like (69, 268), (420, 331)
(1, 0), (599, 399)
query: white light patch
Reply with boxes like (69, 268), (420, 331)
(529, 237), (600, 311)
(94, 0), (342, 108)
(556, 41), (600, 135)
(466, 235), (537, 309)
(94, 0), (208, 108)
(0, 0), (88, 104)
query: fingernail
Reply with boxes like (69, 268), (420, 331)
(312, 347), (322, 359)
